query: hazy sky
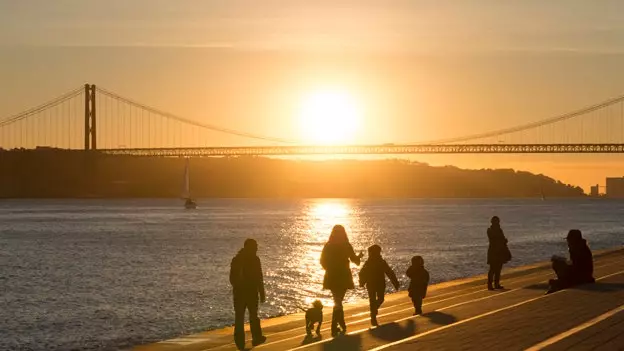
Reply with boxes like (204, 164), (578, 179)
(2, 1), (624, 51)
(1, 1), (624, 189)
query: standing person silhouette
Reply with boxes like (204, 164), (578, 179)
(358, 245), (400, 326)
(320, 225), (363, 336)
(406, 255), (429, 315)
(230, 239), (266, 350)
(487, 216), (511, 290)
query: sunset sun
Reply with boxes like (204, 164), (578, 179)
(298, 89), (361, 145)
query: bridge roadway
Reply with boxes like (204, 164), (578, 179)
(135, 248), (624, 351)
(102, 144), (624, 156)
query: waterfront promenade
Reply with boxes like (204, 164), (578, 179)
(135, 248), (624, 351)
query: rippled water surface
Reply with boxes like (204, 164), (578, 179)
(1, 198), (623, 350)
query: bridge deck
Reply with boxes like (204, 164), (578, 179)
(134, 248), (624, 351)
(102, 144), (624, 156)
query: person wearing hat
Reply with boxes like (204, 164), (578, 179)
(547, 229), (595, 294)
(230, 239), (267, 349)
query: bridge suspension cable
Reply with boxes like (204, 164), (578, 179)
(0, 86), (86, 150)
(0, 86), (84, 128)
(96, 87), (297, 144)
(420, 93), (624, 144)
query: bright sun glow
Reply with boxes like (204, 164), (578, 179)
(298, 89), (361, 145)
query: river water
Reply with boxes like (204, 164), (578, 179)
(1, 198), (622, 350)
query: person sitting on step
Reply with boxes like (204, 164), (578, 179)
(547, 229), (595, 294)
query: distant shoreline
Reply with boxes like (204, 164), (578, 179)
(1, 195), (609, 200)
(0, 149), (586, 198)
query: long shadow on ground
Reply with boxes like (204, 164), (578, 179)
(320, 334), (362, 351)
(316, 312), (459, 350)
(425, 311), (458, 325)
(524, 282), (624, 293)
(574, 282), (624, 293)
(524, 283), (550, 291)
(301, 334), (322, 346)
(369, 320), (417, 341)
(367, 312), (458, 343)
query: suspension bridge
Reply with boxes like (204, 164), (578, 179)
(2, 84), (624, 156)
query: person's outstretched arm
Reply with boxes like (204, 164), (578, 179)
(348, 244), (361, 266)
(423, 270), (430, 298)
(384, 260), (400, 290)
(358, 262), (368, 288)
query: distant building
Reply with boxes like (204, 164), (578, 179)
(590, 185), (600, 197)
(606, 177), (624, 198)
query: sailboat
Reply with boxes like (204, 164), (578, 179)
(182, 158), (197, 209)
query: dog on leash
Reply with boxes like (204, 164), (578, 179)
(298, 300), (323, 336)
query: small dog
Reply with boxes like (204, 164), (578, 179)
(298, 300), (323, 336)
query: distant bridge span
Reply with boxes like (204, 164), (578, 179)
(3, 84), (624, 155)
(101, 144), (624, 156)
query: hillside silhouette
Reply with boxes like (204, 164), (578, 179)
(0, 149), (584, 198)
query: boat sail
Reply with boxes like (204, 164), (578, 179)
(183, 158), (197, 209)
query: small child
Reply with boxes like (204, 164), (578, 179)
(358, 245), (400, 326)
(406, 255), (429, 315)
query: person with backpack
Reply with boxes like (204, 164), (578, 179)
(230, 239), (266, 349)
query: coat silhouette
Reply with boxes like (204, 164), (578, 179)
(406, 256), (429, 315)
(487, 221), (511, 265)
(487, 216), (511, 290)
(549, 230), (594, 293)
(568, 232), (594, 283)
(406, 264), (429, 299)
(358, 247), (400, 291)
(230, 239), (266, 349)
(321, 239), (361, 291)
(320, 225), (362, 336)
(358, 245), (400, 325)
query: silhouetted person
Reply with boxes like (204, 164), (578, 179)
(230, 239), (266, 349)
(358, 245), (400, 326)
(487, 216), (511, 290)
(547, 230), (595, 294)
(406, 256), (429, 315)
(320, 225), (363, 336)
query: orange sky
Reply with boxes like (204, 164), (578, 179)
(1, 1), (624, 190)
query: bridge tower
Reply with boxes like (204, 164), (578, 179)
(84, 84), (97, 150)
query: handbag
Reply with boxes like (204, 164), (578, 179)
(502, 244), (512, 263)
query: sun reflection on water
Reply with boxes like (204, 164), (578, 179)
(311, 201), (351, 219)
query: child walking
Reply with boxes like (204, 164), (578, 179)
(358, 245), (400, 326)
(406, 256), (429, 315)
